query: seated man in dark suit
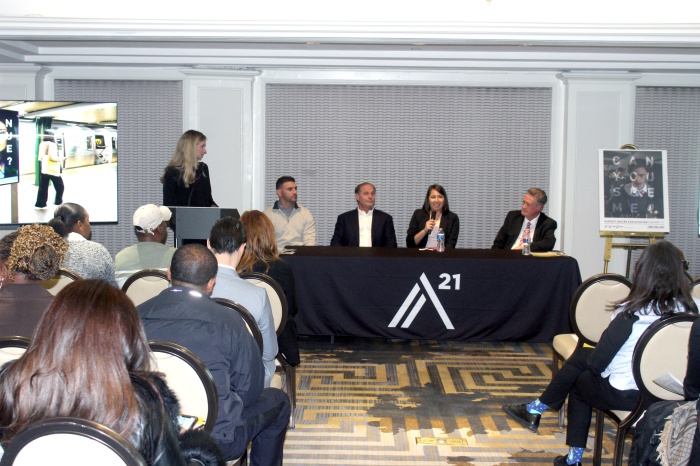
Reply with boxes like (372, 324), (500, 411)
(330, 182), (397, 247)
(492, 187), (557, 252)
(137, 243), (290, 465)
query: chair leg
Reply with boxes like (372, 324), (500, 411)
(284, 364), (296, 429)
(613, 425), (629, 466)
(593, 409), (604, 466)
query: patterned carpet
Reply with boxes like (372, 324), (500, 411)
(283, 337), (623, 465)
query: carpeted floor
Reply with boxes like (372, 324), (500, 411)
(282, 337), (623, 465)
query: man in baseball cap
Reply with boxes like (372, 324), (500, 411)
(114, 204), (176, 287)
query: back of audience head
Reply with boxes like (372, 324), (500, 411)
(49, 202), (90, 239)
(619, 240), (697, 317)
(0, 279), (150, 443)
(208, 216), (247, 255)
(0, 225), (67, 283)
(169, 243), (218, 292)
(238, 210), (278, 272)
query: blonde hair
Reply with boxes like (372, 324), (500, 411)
(237, 210), (279, 273)
(5, 224), (67, 280)
(160, 130), (206, 188)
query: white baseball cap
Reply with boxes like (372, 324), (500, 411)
(133, 204), (172, 234)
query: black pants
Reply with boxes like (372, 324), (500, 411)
(218, 387), (290, 466)
(540, 347), (640, 447)
(35, 173), (64, 208)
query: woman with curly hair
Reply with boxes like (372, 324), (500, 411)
(0, 224), (67, 337)
(161, 130), (217, 207)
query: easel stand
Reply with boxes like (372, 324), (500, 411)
(602, 232), (665, 278)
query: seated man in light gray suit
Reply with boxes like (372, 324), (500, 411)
(208, 216), (277, 387)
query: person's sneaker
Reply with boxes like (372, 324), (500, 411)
(502, 403), (541, 433)
(34, 205), (48, 210)
(553, 455), (582, 466)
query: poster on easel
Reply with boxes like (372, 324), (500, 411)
(599, 149), (670, 233)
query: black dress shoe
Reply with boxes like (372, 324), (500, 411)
(502, 403), (540, 433)
(553, 455), (582, 466)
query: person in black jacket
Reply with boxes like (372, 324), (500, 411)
(491, 187), (557, 252)
(0, 279), (223, 466)
(330, 182), (397, 247)
(161, 130), (217, 207)
(406, 184), (459, 249)
(501, 241), (698, 466)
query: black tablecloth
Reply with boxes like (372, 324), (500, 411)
(283, 247), (581, 342)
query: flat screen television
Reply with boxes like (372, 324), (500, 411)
(0, 101), (117, 226)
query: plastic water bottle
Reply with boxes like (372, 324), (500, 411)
(522, 237), (531, 255)
(436, 228), (445, 252)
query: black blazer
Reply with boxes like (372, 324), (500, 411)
(162, 163), (216, 207)
(491, 210), (557, 252)
(406, 209), (460, 249)
(330, 209), (397, 247)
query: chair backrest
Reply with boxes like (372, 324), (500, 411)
(40, 268), (81, 296)
(122, 269), (170, 306)
(570, 273), (632, 346)
(0, 336), (30, 367)
(0, 417), (146, 466)
(633, 312), (700, 402)
(148, 340), (218, 433)
(239, 272), (288, 336)
(212, 297), (264, 355)
(692, 276), (700, 301)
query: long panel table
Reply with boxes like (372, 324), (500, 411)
(283, 247), (581, 342)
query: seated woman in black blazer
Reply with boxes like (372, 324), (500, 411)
(406, 184), (460, 249)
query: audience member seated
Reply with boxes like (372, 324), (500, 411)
(0, 279), (224, 466)
(238, 209), (300, 366)
(406, 184), (460, 249)
(208, 216), (277, 387)
(629, 316), (700, 466)
(492, 187), (557, 252)
(500, 241), (698, 466)
(49, 202), (117, 286)
(0, 225), (67, 338)
(137, 244), (290, 465)
(330, 182), (397, 247)
(115, 204), (176, 287)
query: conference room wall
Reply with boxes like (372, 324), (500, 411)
(1, 68), (699, 281)
(263, 83), (553, 250)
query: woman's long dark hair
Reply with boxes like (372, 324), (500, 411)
(618, 241), (698, 317)
(0, 279), (152, 444)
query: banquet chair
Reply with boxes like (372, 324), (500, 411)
(591, 312), (699, 466)
(692, 276), (700, 301)
(41, 268), (81, 296)
(0, 417), (146, 466)
(552, 273), (631, 427)
(148, 340), (218, 433)
(0, 336), (30, 367)
(238, 272), (296, 428)
(213, 298), (264, 355)
(122, 269), (170, 306)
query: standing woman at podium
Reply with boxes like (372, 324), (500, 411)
(161, 130), (218, 207)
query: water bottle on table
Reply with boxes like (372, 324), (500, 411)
(522, 237), (531, 255)
(436, 228), (445, 252)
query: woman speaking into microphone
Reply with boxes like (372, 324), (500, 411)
(406, 184), (460, 249)
(161, 130), (218, 207)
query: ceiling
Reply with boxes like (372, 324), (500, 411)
(1, 14), (700, 73)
